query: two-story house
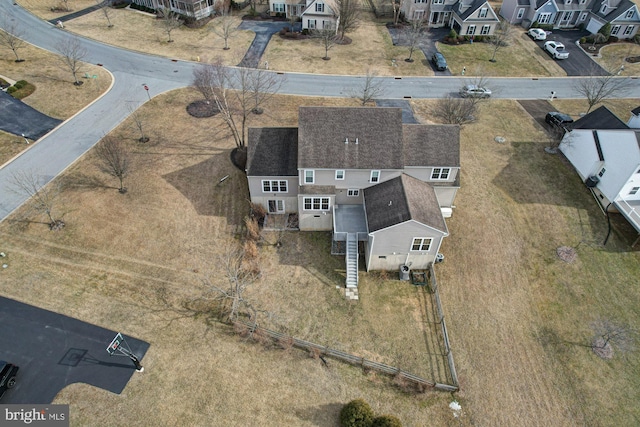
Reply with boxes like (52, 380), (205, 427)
(246, 107), (460, 287)
(401, 0), (500, 36)
(131, 0), (218, 20)
(559, 108), (640, 243)
(269, 0), (338, 30)
(500, 0), (640, 39)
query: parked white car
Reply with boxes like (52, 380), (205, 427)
(528, 28), (547, 40)
(544, 41), (569, 59)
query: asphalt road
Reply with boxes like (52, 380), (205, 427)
(0, 297), (149, 404)
(1, 2), (640, 222)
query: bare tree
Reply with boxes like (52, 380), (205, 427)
(404, 18), (426, 62)
(573, 66), (633, 113)
(98, 0), (114, 28)
(0, 16), (26, 62)
(59, 0), (71, 12)
(10, 170), (65, 230)
(211, 12), (237, 50)
(95, 135), (131, 193)
(192, 61), (284, 149)
(127, 103), (149, 143)
(591, 319), (636, 359)
(159, 10), (183, 42)
(431, 95), (479, 126)
(56, 37), (87, 85)
(312, 26), (338, 60)
(333, 0), (359, 40)
(390, 0), (405, 26)
(348, 69), (386, 105)
(488, 19), (514, 62)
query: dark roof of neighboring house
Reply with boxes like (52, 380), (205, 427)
(298, 107), (404, 170)
(632, 106), (640, 116)
(246, 127), (299, 176)
(403, 124), (460, 167)
(598, 0), (637, 20)
(364, 174), (448, 234)
(569, 106), (629, 130)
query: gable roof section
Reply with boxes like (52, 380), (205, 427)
(632, 106), (640, 116)
(402, 124), (460, 167)
(601, 0), (637, 20)
(569, 106), (629, 130)
(298, 107), (404, 169)
(457, 0), (499, 20)
(364, 174), (447, 234)
(246, 127), (299, 176)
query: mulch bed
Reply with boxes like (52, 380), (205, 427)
(556, 246), (577, 263)
(186, 100), (219, 118)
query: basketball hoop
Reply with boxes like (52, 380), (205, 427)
(106, 332), (144, 372)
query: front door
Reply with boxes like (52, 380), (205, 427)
(268, 200), (285, 213)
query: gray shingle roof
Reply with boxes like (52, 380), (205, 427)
(604, 0), (637, 20)
(298, 107), (404, 169)
(569, 106), (629, 130)
(403, 124), (460, 167)
(364, 174), (448, 234)
(632, 106), (640, 116)
(246, 127), (299, 176)
(457, 0), (498, 21)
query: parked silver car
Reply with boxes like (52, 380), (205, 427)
(459, 85), (491, 99)
(544, 41), (569, 59)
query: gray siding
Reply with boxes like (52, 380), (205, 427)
(299, 168), (403, 189)
(434, 187), (458, 207)
(365, 220), (446, 271)
(298, 194), (335, 230)
(248, 176), (299, 214)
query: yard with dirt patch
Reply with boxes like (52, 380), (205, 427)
(1, 82), (640, 425)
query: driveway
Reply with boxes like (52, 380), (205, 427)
(237, 20), (288, 68)
(533, 29), (608, 76)
(0, 296), (149, 404)
(0, 91), (62, 140)
(387, 25), (452, 76)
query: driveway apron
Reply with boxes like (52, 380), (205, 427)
(387, 25), (452, 75)
(0, 91), (62, 140)
(535, 29), (608, 76)
(238, 21), (287, 68)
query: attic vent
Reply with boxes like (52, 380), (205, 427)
(345, 137), (349, 144)
(388, 201), (393, 206)
(355, 138), (359, 144)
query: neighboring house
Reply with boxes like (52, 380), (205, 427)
(269, 0), (338, 30)
(569, 105), (629, 130)
(132, 0), (218, 19)
(628, 106), (640, 128)
(246, 107), (460, 287)
(500, 0), (640, 39)
(401, 0), (500, 36)
(559, 110), (640, 241)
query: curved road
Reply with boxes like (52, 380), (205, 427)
(1, 1), (639, 220)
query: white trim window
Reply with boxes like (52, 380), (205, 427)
(262, 180), (288, 192)
(411, 237), (432, 251)
(303, 197), (330, 210)
(566, 0), (572, 3)
(479, 7), (488, 18)
(415, 0), (427, 3)
(273, 3), (285, 12)
(347, 189), (359, 197)
(268, 200), (285, 213)
(624, 25), (635, 35)
(308, 19), (317, 29)
(304, 170), (315, 184)
(538, 13), (551, 24)
(467, 25), (476, 35)
(579, 0), (586, 3)
(580, 12), (587, 21)
(414, 10), (425, 19)
(611, 25), (620, 35)
(600, 4), (607, 14)
(562, 11), (572, 20)
(517, 8), (525, 19)
(629, 187), (640, 195)
(335, 170), (345, 180)
(598, 167), (606, 177)
(625, 9), (634, 18)
(431, 167), (450, 180)
(370, 170), (380, 183)
(315, 2), (324, 12)
(481, 25), (490, 35)
(432, 0), (444, 4)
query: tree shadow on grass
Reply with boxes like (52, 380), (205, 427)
(295, 403), (343, 427)
(162, 150), (248, 223)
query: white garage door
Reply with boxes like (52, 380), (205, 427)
(586, 18), (603, 33)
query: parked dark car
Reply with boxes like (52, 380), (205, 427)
(545, 111), (574, 128)
(0, 361), (19, 400)
(431, 52), (448, 71)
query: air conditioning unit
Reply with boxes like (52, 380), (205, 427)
(585, 176), (599, 188)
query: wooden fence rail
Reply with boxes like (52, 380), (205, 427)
(234, 320), (457, 392)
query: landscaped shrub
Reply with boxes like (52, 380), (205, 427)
(14, 80), (27, 89)
(530, 21), (539, 28)
(609, 35), (618, 43)
(580, 37), (587, 44)
(474, 35), (485, 42)
(538, 23), (553, 31)
(6, 86), (17, 94)
(371, 415), (402, 427)
(598, 22), (611, 41)
(448, 28), (458, 39)
(340, 399), (374, 427)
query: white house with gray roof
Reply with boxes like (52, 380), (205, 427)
(401, 0), (499, 36)
(246, 107), (460, 286)
(500, 0), (640, 38)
